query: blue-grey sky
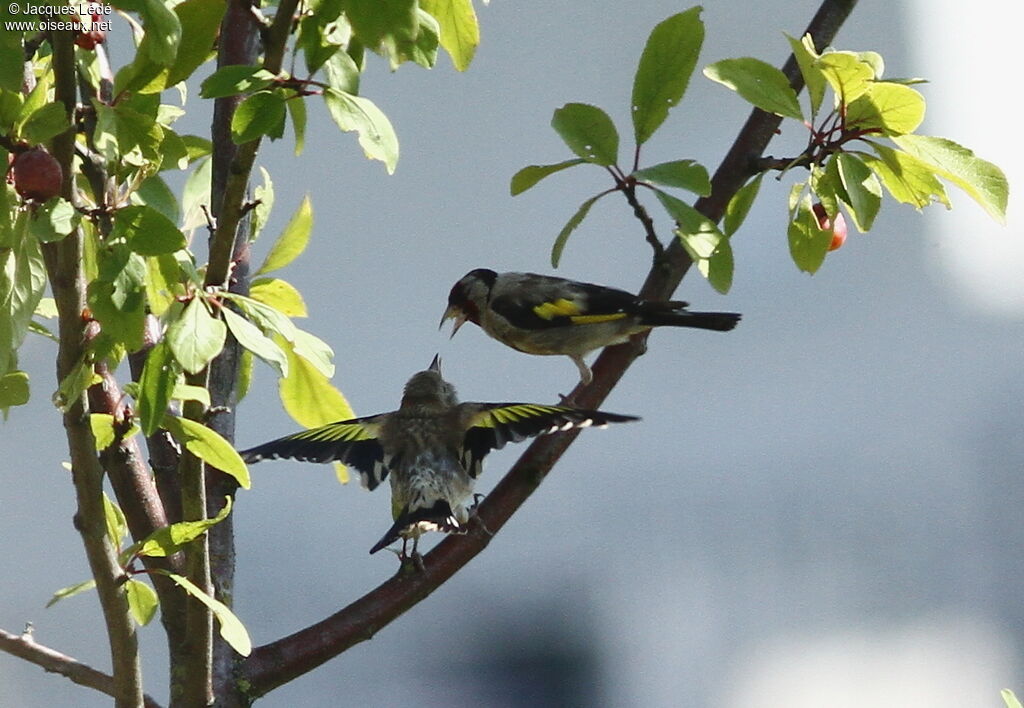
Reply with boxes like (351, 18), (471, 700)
(2, 1), (1021, 706)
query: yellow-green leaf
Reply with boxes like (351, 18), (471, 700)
(163, 415), (251, 489)
(421, 0), (479, 71)
(250, 278), (308, 317)
(846, 82), (925, 136)
(161, 571), (252, 656)
(786, 33), (825, 116)
(46, 579), (97, 608)
(817, 51), (875, 103)
(125, 579), (159, 626)
(165, 296), (227, 374)
(892, 134), (1008, 224)
(256, 196), (313, 276)
(703, 58), (803, 121)
(278, 339), (353, 429)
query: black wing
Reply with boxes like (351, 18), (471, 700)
(239, 414), (390, 490)
(460, 403), (639, 478)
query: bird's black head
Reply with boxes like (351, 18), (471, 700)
(445, 268), (497, 324)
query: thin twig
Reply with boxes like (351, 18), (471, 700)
(0, 628), (163, 708)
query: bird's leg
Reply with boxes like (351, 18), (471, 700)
(571, 355), (594, 386)
(410, 536), (426, 572)
(469, 494), (494, 538)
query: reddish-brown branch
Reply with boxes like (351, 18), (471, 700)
(239, 0), (860, 697)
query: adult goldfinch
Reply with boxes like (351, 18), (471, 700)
(441, 269), (742, 384)
(240, 356), (637, 559)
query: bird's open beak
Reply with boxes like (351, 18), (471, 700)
(439, 305), (467, 339)
(429, 354), (442, 374)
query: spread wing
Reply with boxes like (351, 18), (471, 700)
(239, 414), (390, 490)
(459, 403), (639, 478)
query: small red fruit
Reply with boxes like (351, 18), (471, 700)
(11, 148), (63, 202)
(74, 13), (105, 50)
(812, 202), (848, 251)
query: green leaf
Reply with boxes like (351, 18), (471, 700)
(16, 73), (50, 133)
(323, 48), (361, 95)
(145, 253), (181, 317)
(125, 579), (159, 626)
(421, 0), (479, 71)
(231, 91), (287, 144)
(654, 190), (733, 293)
(222, 307), (288, 377)
(165, 296), (227, 374)
(137, 340), (179, 436)
(286, 94), (307, 156)
(291, 329), (335, 379)
(250, 278), (308, 317)
(551, 194), (604, 268)
(91, 413), (117, 453)
(132, 176), (180, 224)
(114, 205), (187, 256)
(139, 0), (183, 66)
(256, 196), (312, 275)
(181, 156), (212, 232)
(817, 51), (874, 103)
(279, 338), (354, 429)
(54, 357), (101, 413)
(163, 415), (251, 489)
(723, 173), (763, 237)
(171, 383), (211, 405)
(127, 496), (233, 558)
(833, 153), (881, 231)
(703, 58), (803, 120)
(344, 0), (417, 53)
(845, 82), (925, 136)
(858, 143), (949, 210)
(160, 570), (252, 656)
(632, 7), (704, 145)
(1002, 689), (1023, 708)
(250, 166), (275, 240)
(222, 293), (298, 343)
(102, 492), (128, 550)
(633, 160), (711, 196)
(551, 103), (620, 166)
(92, 102), (165, 168)
(0, 213), (47, 375)
(510, 159), (587, 196)
(27, 198), (79, 243)
(46, 579), (97, 608)
(199, 66), (276, 99)
(406, 9), (441, 70)
(892, 134), (1009, 224)
(323, 88), (399, 174)
(20, 103), (70, 145)
(0, 370), (29, 409)
(166, 0), (227, 87)
(786, 33), (825, 116)
(788, 194), (832, 274)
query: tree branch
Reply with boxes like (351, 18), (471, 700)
(239, 0), (860, 696)
(0, 628), (162, 708)
(43, 28), (144, 708)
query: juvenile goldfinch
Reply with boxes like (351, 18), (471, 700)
(240, 356), (638, 559)
(441, 269), (742, 384)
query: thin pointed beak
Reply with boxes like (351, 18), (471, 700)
(439, 305), (467, 339)
(429, 354), (441, 374)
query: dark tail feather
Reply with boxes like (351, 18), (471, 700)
(641, 308), (741, 331)
(368, 500), (464, 554)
